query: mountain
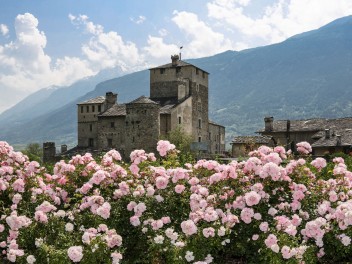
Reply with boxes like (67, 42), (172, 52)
(0, 66), (125, 126)
(1, 15), (352, 148)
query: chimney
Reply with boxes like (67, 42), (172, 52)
(264, 117), (274, 132)
(336, 135), (341, 146)
(325, 129), (330, 139)
(171, 54), (180, 66)
(105, 92), (117, 109)
(61, 144), (67, 153)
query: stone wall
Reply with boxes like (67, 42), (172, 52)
(97, 116), (126, 156)
(170, 96), (193, 135)
(190, 82), (209, 145)
(77, 103), (104, 148)
(43, 142), (56, 163)
(208, 123), (225, 154)
(125, 103), (160, 157)
(160, 114), (171, 136)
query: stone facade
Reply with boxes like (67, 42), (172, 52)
(231, 136), (275, 158)
(77, 55), (225, 158)
(258, 116), (352, 156)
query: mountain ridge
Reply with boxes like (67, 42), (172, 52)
(1, 15), (352, 148)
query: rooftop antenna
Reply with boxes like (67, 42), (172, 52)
(179, 46), (183, 60)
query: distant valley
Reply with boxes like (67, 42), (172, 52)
(1, 15), (352, 149)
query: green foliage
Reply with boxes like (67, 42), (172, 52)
(160, 126), (195, 164)
(22, 143), (43, 162)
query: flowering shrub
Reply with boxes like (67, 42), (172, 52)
(1, 140), (352, 263)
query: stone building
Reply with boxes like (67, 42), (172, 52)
(231, 136), (274, 158)
(257, 116), (352, 156)
(77, 55), (225, 158)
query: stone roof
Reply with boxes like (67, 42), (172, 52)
(232, 136), (273, 144)
(312, 128), (352, 147)
(159, 104), (175, 114)
(149, 60), (209, 74)
(77, 96), (105, 105)
(259, 117), (352, 133)
(99, 104), (126, 117)
(209, 120), (225, 128)
(128, 96), (159, 105)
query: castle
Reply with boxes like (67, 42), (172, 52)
(76, 55), (225, 158)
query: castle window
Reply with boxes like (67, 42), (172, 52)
(202, 71), (205, 78)
(198, 137), (201, 142)
(92, 105), (95, 112)
(196, 68), (199, 75)
(90, 124), (93, 132)
(160, 68), (165, 74)
(86, 106), (89, 113)
(111, 122), (115, 128)
(176, 67), (181, 73)
(89, 138), (94, 147)
(198, 119), (202, 128)
(81, 106), (83, 113)
(98, 105), (101, 112)
(178, 116), (182, 124)
(108, 139), (112, 148)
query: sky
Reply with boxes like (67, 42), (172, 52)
(0, 0), (352, 112)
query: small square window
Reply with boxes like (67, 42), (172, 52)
(198, 137), (201, 142)
(92, 105), (95, 112)
(98, 105), (101, 112)
(108, 139), (113, 148)
(86, 106), (89, 113)
(160, 68), (165, 74)
(111, 122), (115, 128)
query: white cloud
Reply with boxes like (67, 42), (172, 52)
(130, 15), (146, 24)
(0, 24), (9, 36)
(144, 36), (178, 59)
(158, 28), (168, 37)
(70, 14), (142, 71)
(0, 12), (145, 100)
(207, 0), (352, 45)
(171, 11), (234, 58)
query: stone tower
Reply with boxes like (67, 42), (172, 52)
(77, 92), (117, 148)
(43, 142), (56, 163)
(149, 54), (209, 145)
(125, 96), (160, 157)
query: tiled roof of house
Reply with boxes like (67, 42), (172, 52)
(77, 96), (105, 105)
(259, 117), (352, 133)
(128, 96), (159, 105)
(150, 60), (192, 69)
(209, 120), (225, 128)
(159, 104), (175, 114)
(149, 60), (209, 74)
(232, 136), (273, 144)
(99, 104), (126, 117)
(312, 128), (352, 147)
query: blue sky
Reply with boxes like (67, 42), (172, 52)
(0, 0), (352, 112)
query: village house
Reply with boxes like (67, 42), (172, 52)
(257, 116), (352, 156)
(231, 135), (275, 158)
(75, 55), (225, 158)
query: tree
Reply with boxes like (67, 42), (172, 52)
(162, 126), (193, 153)
(22, 143), (43, 162)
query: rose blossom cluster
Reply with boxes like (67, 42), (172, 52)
(2, 140), (352, 263)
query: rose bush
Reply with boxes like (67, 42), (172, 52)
(1, 140), (352, 263)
